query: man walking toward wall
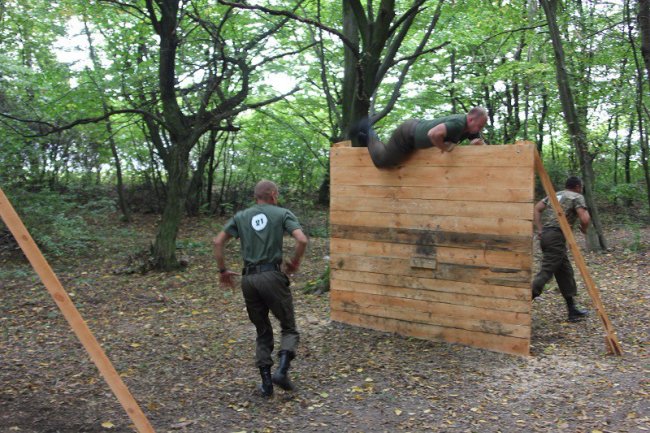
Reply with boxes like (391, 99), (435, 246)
(357, 107), (488, 168)
(532, 176), (590, 322)
(213, 180), (308, 397)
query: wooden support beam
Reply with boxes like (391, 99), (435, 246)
(0, 187), (156, 432)
(533, 148), (623, 356)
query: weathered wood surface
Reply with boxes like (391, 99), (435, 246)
(331, 225), (532, 252)
(331, 184), (533, 203)
(329, 143), (535, 356)
(330, 211), (532, 236)
(331, 310), (530, 356)
(331, 142), (533, 167)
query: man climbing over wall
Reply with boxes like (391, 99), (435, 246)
(532, 176), (590, 322)
(213, 180), (308, 397)
(356, 107), (489, 168)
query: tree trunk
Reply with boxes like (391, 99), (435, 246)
(613, 118), (620, 186)
(84, 17), (131, 221)
(540, 0), (607, 251)
(186, 131), (218, 216)
(638, 0), (650, 85)
(151, 147), (190, 269)
(341, 0), (436, 143)
(536, 91), (548, 153)
(625, 116), (634, 185)
(206, 132), (220, 211)
(628, 0), (650, 209)
(341, 0), (360, 140)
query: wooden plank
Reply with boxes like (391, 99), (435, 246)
(436, 245), (531, 269)
(331, 279), (531, 316)
(330, 142), (535, 168)
(331, 184), (533, 203)
(330, 254), (531, 287)
(330, 310), (530, 356)
(330, 165), (533, 189)
(330, 238), (531, 269)
(331, 196), (533, 220)
(0, 188), (156, 433)
(330, 294), (530, 339)
(330, 211), (532, 236)
(330, 225), (532, 252)
(534, 149), (622, 355)
(330, 238), (432, 259)
(331, 269), (530, 301)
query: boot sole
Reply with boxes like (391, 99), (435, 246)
(272, 377), (295, 391)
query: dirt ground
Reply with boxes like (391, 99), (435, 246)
(0, 215), (648, 433)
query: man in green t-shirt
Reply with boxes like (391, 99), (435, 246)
(532, 176), (591, 322)
(357, 107), (488, 168)
(213, 180), (308, 397)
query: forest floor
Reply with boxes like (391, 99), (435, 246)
(0, 213), (648, 433)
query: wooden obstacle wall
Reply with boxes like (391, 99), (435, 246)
(329, 141), (535, 356)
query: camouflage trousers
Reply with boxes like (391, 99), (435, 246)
(532, 228), (577, 299)
(241, 270), (299, 368)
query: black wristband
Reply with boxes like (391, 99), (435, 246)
(219, 268), (227, 274)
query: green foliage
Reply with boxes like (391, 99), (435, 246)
(600, 182), (646, 206)
(0, 265), (35, 282)
(302, 264), (330, 294)
(176, 239), (212, 256)
(621, 223), (645, 252)
(1, 187), (108, 257)
(539, 157), (575, 193)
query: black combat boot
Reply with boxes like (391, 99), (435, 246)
(565, 296), (588, 322)
(272, 350), (295, 391)
(259, 366), (273, 397)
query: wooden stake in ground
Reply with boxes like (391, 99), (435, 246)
(0, 187), (156, 432)
(532, 148), (623, 356)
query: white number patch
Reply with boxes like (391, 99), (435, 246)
(251, 213), (268, 231)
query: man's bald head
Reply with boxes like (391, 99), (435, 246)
(254, 180), (279, 203)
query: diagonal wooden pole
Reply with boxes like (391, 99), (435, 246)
(0, 187), (156, 432)
(533, 149), (623, 355)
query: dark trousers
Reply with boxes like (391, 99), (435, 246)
(368, 119), (418, 168)
(241, 271), (299, 368)
(532, 228), (578, 298)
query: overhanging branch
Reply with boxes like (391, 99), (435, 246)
(217, 0), (359, 57)
(0, 109), (167, 138)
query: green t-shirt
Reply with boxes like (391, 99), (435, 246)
(223, 203), (302, 267)
(541, 190), (587, 229)
(413, 114), (480, 149)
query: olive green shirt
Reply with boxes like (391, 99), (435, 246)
(541, 190), (587, 229)
(413, 114), (480, 149)
(224, 204), (302, 267)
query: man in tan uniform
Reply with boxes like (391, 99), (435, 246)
(532, 176), (590, 322)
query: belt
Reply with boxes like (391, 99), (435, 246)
(542, 226), (563, 232)
(243, 263), (281, 275)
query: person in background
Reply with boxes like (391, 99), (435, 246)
(532, 176), (590, 322)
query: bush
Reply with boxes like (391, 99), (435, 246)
(600, 182), (645, 206)
(0, 187), (102, 257)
